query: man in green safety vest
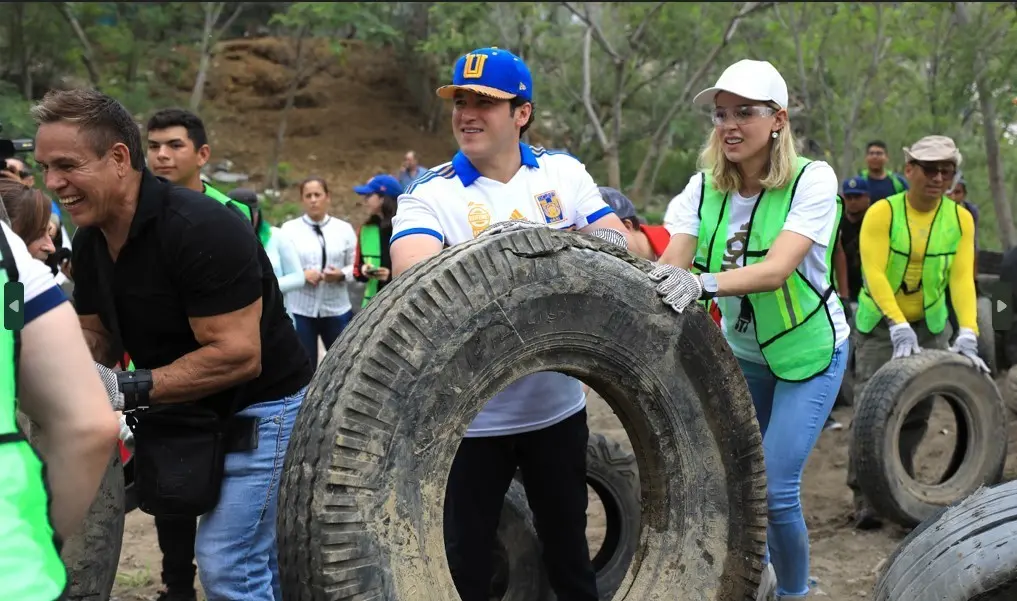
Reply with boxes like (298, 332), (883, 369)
(0, 216), (119, 600)
(848, 135), (984, 530)
(146, 108), (253, 225)
(352, 174), (402, 308)
(858, 140), (909, 203)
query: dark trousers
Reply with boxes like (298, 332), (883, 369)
(293, 311), (352, 370)
(155, 515), (196, 592)
(444, 409), (599, 601)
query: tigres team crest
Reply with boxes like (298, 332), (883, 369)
(468, 201), (492, 238)
(510, 209), (525, 220)
(534, 190), (564, 224)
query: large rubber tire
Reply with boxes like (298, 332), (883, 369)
(873, 480), (1017, 600)
(852, 349), (1007, 528)
(489, 480), (553, 601)
(61, 451), (126, 600)
(277, 227), (767, 601)
(1005, 366), (1017, 415)
(585, 433), (640, 600)
(977, 295), (997, 376)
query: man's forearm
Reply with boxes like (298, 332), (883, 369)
(151, 345), (260, 404)
(83, 330), (117, 368)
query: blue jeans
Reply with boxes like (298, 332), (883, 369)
(194, 386), (306, 601)
(293, 311), (352, 369)
(737, 342), (848, 598)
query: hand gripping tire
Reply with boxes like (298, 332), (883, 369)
(487, 480), (553, 601)
(851, 349), (1007, 528)
(277, 227), (767, 601)
(873, 479), (1017, 600)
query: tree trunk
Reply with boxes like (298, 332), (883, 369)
(267, 25), (310, 192)
(955, 2), (1016, 248)
(629, 2), (773, 200)
(189, 50), (212, 112)
(976, 77), (1016, 249)
(55, 2), (102, 89)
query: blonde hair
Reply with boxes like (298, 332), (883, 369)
(696, 107), (799, 193)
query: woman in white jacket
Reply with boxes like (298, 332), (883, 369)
(228, 188), (304, 321)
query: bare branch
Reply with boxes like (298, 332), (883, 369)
(628, 2), (667, 48)
(54, 2), (102, 88)
(210, 3), (246, 46)
(581, 26), (611, 150)
(562, 2), (621, 62)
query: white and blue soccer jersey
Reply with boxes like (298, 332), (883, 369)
(391, 143), (615, 437)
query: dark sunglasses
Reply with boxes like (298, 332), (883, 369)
(910, 161), (956, 179)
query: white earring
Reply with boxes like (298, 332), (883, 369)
(771, 131), (778, 139)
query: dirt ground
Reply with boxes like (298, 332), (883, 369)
(111, 370), (1017, 600)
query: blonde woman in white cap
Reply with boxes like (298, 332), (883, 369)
(846, 134), (982, 530)
(654, 59), (850, 600)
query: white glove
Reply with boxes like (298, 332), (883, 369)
(95, 362), (125, 411)
(649, 264), (703, 313)
(889, 323), (922, 359)
(479, 220), (547, 237)
(949, 327), (990, 374)
(586, 228), (628, 249)
(118, 414), (134, 453)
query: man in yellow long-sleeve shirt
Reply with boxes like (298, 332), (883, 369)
(847, 135), (986, 530)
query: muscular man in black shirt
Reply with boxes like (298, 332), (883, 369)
(32, 88), (312, 601)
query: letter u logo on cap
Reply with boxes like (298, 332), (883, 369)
(463, 53), (488, 79)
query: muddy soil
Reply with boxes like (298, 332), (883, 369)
(111, 375), (1017, 600)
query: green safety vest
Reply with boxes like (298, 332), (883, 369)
(0, 230), (67, 599)
(693, 156), (842, 382)
(359, 224), (381, 308)
(203, 183), (253, 224)
(854, 192), (961, 335)
(859, 169), (906, 196)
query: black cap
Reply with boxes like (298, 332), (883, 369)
(227, 187), (259, 209)
(598, 186), (638, 221)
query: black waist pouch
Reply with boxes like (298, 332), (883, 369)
(127, 403), (227, 518)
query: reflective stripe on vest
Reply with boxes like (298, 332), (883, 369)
(203, 183), (253, 223)
(359, 223), (382, 308)
(0, 229), (67, 599)
(854, 193), (960, 335)
(693, 156), (841, 382)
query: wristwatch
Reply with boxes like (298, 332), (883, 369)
(117, 369), (153, 413)
(699, 273), (719, 300)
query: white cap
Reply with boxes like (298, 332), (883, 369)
(693, 60), (789, 109)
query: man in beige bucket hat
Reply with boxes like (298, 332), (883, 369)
(847, 134), (983, 530)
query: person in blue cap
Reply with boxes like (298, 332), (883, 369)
(834, 175), (871, 305)
(352, 174), (402, 308)
(391, 46), (624, 601)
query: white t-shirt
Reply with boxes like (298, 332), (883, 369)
(392, 143), (615, 437)
(1, 221), (67, 325)
(664, 161), (850, 365)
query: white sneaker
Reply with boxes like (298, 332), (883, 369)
(756, 563), (777, 601)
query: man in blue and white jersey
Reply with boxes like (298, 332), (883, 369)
(390, 46), (627, 601)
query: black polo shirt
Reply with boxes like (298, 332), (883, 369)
(71, 169), (312, 415)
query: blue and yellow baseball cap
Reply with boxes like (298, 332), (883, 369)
(353, 174), (403, 197)
(841, 176), (869, 197)
(436, 47), (533, 102)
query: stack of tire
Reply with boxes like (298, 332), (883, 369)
(275, 227), (770, 600)
(851, 349), (1007, 529)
